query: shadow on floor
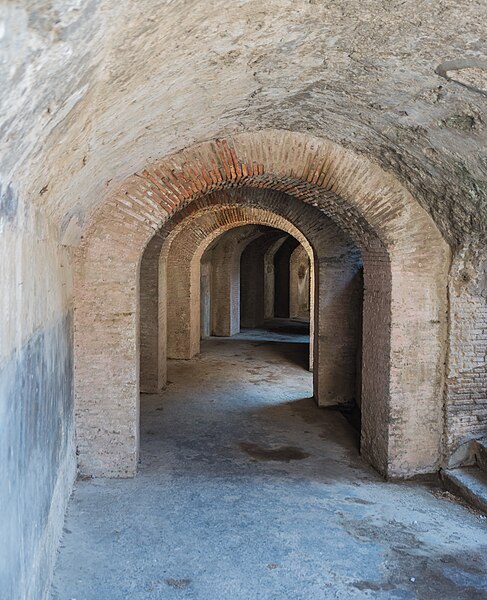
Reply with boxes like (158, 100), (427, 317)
(209, 318), (311, 371)
(141, 394), (365, 486)
(248, 339), (310, 370)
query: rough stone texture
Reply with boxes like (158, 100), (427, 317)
(165, 203), (313, 355)
(2, 3), (486, 597)
(134, 193), (366, 481)
(264, 237), (287, 319)
(240, 231), (286, 328)
(289, 244), (310, 320)
(263, 236), (319, 370)
(0, 201), (75, 600)
(313, 233), (362, 409)
(144, 191), (360, 420)
(360, 247), (392, 473)
(445, 242), (487, 460)
(274, 236), (299, 318)
(141, 196), (316, 383)
(2, 2), (485, 249)
(140, 236), (166, 393)
(208, 228), (257, 337)
(441, 467), (487, 515)
(200, 257), (212, 339)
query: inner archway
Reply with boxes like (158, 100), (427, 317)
(139, 195), (360, 422)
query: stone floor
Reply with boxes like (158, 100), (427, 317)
(52, 321), (487, 599)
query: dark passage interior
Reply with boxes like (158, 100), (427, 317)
(238, 318), (311, 371)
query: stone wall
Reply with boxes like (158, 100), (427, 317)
(75, 133), (450, 479)
(274, 237), (299, 318)
(313, 231), (363, 408)
(200, 258), (212, 338)
(445, 242), (487, 464)
(139, 192), (322, 401)
(0, 194), (75, 600)
(264, 238), (287, 319)
(209, 232), (244, 337)
(154, 202), (315, 366)
(240, 231), (286, 328)
(289, 244), (310, 320)
(140, 236), (166, 392)
(2, 5), (486, 599)
(4, 2), (485, 251)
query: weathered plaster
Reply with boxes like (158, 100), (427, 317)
(2, 2), (486, 248)
(0, 199), (75, 600)
(1, 3), (486, 597)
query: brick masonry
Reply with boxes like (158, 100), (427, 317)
(74, 130), (452, 479)
(140, 191), (356, 419)
(144, 199), (315, 367)
(240, 230), (286, 328)
(445, 242), (487, 464)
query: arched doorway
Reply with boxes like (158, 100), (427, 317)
(74, 130), (450, 479)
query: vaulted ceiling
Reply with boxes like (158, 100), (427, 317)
(2, 0), (486, 246)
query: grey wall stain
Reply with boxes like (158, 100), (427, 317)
(0, 183), (18, 223)
(0, 312), (74, 600)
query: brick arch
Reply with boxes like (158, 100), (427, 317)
(165, 211), (312, 339)
(161, 204), (313, 262)
(74, 130), (450, 480)
(140, 190), (358, 417)
(139, 188), (335, 398)
(140, 205), (318, 400)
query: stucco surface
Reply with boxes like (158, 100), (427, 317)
(1, 1), (486, 247)
(0, 201), (75, 600)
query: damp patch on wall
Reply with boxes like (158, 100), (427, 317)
(0, 311), (75, 600)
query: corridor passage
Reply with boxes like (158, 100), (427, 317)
(52, 323), (487, 600)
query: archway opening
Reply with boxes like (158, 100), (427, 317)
(200, 224), (312, 371)
(138, 198), (366, 470)
(75, 131), (449, 480)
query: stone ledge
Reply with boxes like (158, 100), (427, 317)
(440, 467), (487, 514)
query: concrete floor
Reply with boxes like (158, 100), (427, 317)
(52, 321), (487, 599)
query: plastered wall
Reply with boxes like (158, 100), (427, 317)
(0, 194), (75, 600)
(289, 245), (310, 320)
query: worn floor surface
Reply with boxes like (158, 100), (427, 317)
(52, 321), (487, 600)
